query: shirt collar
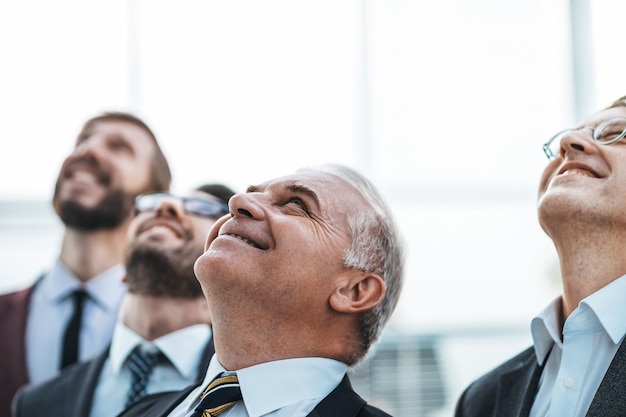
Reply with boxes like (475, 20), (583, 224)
(109, 322), (211, 378)
(199, 356), (347, 417)
(531, 274), (626, 363)
(531, 296), (562, 365)
(45, 259), (126, 311)
(580, 274), (626, 344)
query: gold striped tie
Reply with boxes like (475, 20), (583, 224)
(191, 372), (241, 417)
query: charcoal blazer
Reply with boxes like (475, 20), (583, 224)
(117, 374), (392, 417)
(0, 286), (35, 417)
(12, 337), (215, 417)
(455, 340), (626, 417)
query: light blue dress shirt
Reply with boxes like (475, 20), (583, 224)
(169, 356), (348, 417)
(91, 322), (211, 417)
(529, 274), (626, 417)
(26, 260), (126, 383)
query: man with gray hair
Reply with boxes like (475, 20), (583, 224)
(120, 164), (405, 417)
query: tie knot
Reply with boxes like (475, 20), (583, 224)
(128, 346), (165, 369)
(193, 372), (242, 417)
(70, 288), (88, 307)
(202, 372), (239, 397)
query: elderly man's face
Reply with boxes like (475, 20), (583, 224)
(194, 171), (372, 317)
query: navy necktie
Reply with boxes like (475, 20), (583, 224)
(125, 346), (166, 407)
(191, 372), (242, 417)
(60, 289), (88, 370)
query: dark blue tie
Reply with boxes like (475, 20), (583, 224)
(191, 372), (242, 417)
(125, 346), (166, 407)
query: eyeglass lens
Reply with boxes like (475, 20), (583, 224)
(135, 193), (229, 218)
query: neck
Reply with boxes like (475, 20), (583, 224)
(58, 219), (131, 282)
(211, 305), (356, 370)
(550, 225), (626, 320)
(120, 293), (212, 341)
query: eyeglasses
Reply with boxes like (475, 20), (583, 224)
(135, 193), (229, 218)
(543, 117), (626, 160)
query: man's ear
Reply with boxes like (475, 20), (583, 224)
(329, 271), (386, 313)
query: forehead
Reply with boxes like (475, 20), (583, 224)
(584, 105), (626, 126)
(78, 119), (155, 146)
(258, 171), (368, 211)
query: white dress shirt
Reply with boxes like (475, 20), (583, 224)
(26, 260), (126, 383)
(529, 274), (626, 417)
(169, 356), (348, 417)
(91, 322), (212, 417)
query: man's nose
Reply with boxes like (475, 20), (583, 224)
(228, 192), (265, 220)
(153, 197), (185, 219)
(73, 135), (108, 161)
(559, 127), (597, 158)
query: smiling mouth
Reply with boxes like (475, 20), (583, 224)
(560, 168), (596, 178)
(71, 170), (98, 184)
(224, 233), (267, 250)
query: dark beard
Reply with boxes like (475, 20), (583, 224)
(125, 246), (204, 299)
(54, 188), (134, 231)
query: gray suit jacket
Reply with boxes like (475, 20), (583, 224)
(454, 340), (626, 417)
(116, 375), (392, 417)
(12, 337), (215, 417)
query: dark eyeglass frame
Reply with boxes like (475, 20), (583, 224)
(542, 117), (626, 160)
(135, 193), (229, 219)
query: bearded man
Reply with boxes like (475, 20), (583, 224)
(13, 184), (235, 417)
(0, 112), (171, 417)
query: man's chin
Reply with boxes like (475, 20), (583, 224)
(56, 197), (132, 231)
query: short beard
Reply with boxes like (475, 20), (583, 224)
(54, 188), (134, 231)
(125, 246), (204, 299)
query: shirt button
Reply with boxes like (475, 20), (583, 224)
(564, 377), (576, 388)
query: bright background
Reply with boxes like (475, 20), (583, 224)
(2, 1), (625, 415)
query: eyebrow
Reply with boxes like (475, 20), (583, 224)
(246, 182), (321, 209)
(286, 183), (320, 209)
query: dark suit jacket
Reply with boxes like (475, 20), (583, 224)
(12, 336), (215, 417)
(117, 374), (391, 417)
(454, 340), (626, 417)
(0, 286), (35, 417)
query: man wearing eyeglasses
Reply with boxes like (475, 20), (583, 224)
(12, 184), (235, 417)
(455, 95), (626, 417)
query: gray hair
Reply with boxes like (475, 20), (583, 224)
(299, 164), (405, 364)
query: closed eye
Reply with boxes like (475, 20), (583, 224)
(287, 197), (310, 214)
(107, 137), (133, 154)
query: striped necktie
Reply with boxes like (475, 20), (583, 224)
(191, 372), (242, 417)
(125, 346), (166, 407)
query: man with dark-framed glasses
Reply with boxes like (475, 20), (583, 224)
(455, 95), (626, 417)
(13, 183), (236, 417)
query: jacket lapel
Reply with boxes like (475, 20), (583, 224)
(586, 340), (626, 416)
(195, 336), (215, 382)
(495, 349), (543, 417)
(72, 351), (109, 417)
(306, 375), (366, 417)
(132, 383), (202, 417)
